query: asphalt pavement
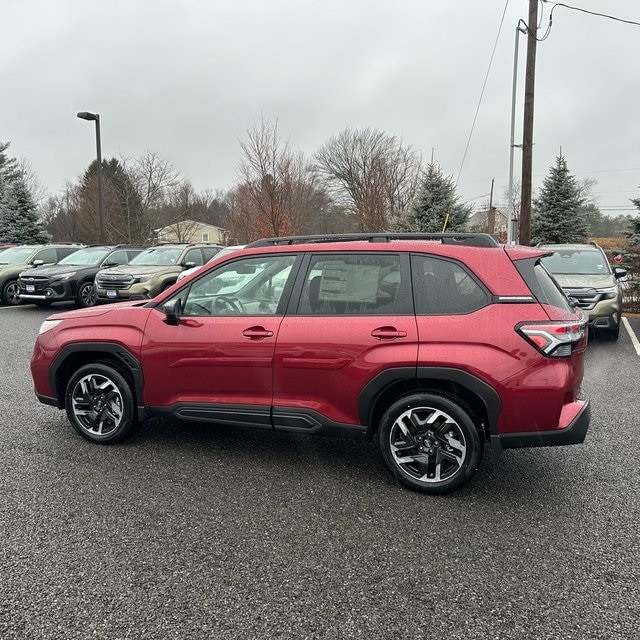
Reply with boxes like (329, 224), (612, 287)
(0, 305), (638, 639)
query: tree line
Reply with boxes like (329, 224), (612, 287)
(1, 121), (639, 248)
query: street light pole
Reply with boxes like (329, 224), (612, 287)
(77, 111), (105, 243)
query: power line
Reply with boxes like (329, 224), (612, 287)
(540, 1), (640, 27)
(456, 0), (510, 186)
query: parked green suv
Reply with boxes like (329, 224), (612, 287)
(94, 244), (223, 301)
(540, 242), (627, 340)
(0, 244), (83, 305)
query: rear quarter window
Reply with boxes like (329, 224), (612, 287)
(514, 257), (573, 312)
(411, 254), (489, 315)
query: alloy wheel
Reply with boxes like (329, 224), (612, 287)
(70, 373), (124, 437)
(389, 406), (467, 484)
(79, 283), (98, 307)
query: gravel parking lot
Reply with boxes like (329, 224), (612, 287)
(1, 305), (639, 639)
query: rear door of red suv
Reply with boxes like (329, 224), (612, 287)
(272, 250), (418, 431)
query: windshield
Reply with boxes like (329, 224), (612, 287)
(129, 247), (183, 266)
(58, 247), (111, 266)
(541, 249), (611, 276)
(0, 246), (38, 264)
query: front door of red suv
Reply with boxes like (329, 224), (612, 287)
(273, 252), (418, 431)
(140, 254), (299, 426)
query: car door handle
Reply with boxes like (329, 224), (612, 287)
(371, 327), (407, 340)
(243, 326), (274, 339)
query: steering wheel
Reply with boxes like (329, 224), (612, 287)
(214, 296), (244, 314)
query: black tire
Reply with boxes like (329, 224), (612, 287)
(76, 280), (98, 308)
(65, 363), (137, 444)
(2, 279), (22, 306)
(602, 322), (620, 341)
(378, 392), (482, 494)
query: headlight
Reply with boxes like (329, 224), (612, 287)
(38, 320), (62, 335)
(51, 272), (77, 281)
(134, 274), (154, 283)
(598, 286), (618, 300)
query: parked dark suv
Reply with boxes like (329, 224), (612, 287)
(94, 243), (222, 301)
(0, 244), (83, 305)
(18, 245), (146, 308)
(31, 233), (590, 494)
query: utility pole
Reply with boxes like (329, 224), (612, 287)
(519, 0), (538, 246)
(488, 178), (496, 235)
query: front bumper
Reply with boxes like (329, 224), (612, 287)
(491, 397), (590, 457)
(95, 283), (153, 301)
(19, 281), (75, 303)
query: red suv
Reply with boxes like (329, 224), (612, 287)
(31, 233), (590, 494)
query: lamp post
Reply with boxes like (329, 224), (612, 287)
(77, 111), (105, 242)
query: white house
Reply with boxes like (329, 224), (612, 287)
(152, 220), (229, 245)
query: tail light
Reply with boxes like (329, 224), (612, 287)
(517, 320), (588, 357)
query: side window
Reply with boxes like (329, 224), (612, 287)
(34, 248), (57, 264)
(183, 248), (204, 267)
(202, 246), (221, 261)
(180, 255), (296, 317)
(298, 253), (405, 315)
(104, 250), (128, 266)
(412, 255), (489, 315)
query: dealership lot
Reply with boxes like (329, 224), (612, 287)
(1, 305), (639, 639)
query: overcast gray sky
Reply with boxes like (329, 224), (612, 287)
(3, 0), (640, 215)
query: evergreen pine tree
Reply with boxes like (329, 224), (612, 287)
(0, 141), (21, 200)
(621, 196), (640, 312)
(394, 164), (470, 233)
(531, 155), (588, 245)
(0, 178), (49, 243)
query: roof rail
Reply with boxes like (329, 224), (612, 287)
(246, 232), (501, 248)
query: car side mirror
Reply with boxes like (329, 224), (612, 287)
(614, 267), (627, 280)
(183, 261), (197, 269)
(31, 259), (44, 267)
(163, 298), (183, 325)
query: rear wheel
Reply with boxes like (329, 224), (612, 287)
(378, 392), (482, 494)
(2, 279), (21, 305)
(76, 281), (98, 308)
(65, 363), (136, 444)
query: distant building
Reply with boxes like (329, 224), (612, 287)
(468, 208), (509, 236)
(152, 220), (228, 245)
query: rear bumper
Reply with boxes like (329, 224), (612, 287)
(491, 397), (590, 457)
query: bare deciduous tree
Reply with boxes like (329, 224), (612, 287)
(314, 127), (421, 232)
(232, 117), (328, 242)
(118, 151), (181, 242)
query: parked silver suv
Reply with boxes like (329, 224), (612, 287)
(540, 242), (627, 340)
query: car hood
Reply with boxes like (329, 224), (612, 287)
(0, 264), (28, 277)
(48, 299), (146, 321)
(552, 274), (616, 290)
(20, 265), (90, 278)
(99, 265), (176, 276)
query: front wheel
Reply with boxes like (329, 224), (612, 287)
(2, 279), (21, 305)
(65, 363), (136, 444)
(76, 281), (98, 308)
(378, 392), (482, 494)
